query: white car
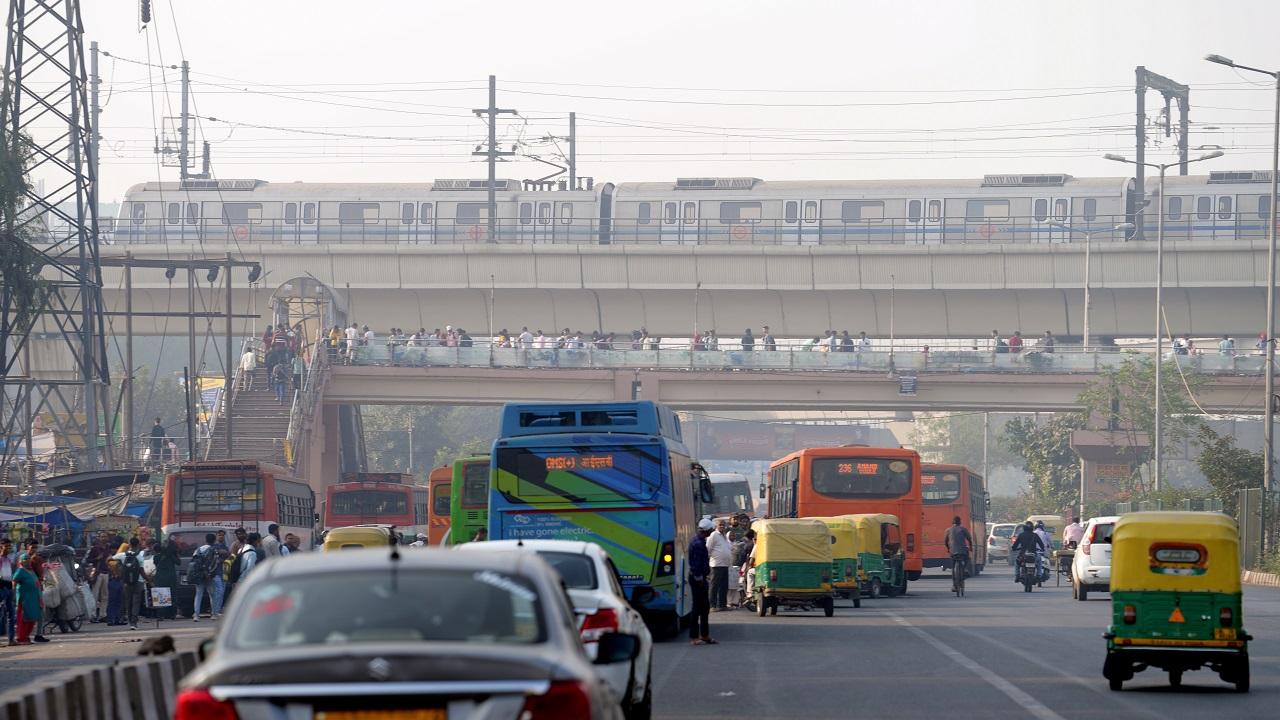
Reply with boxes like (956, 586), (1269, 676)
(1072, 516), (1118, 601)
(986, 523), (1019, 565)
(460, 539), (654, 719)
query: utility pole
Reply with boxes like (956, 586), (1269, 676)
(187, 267), (197, 457)
(569, 111), (577, 189)
(1134, 67), (1191, 241)
(124, 255), (134, 463)
(472, 75), (516, 242)
(224, 254), (234, 458)
(90, 41), (100, 193)
(178, 60), (190, 180)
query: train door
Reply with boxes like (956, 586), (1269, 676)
(534, 201), (553, 242)
(1212, 193), (1236, 241)
(1048, 197), (1071, 243)
(418, 202), (435, 243)
(659, 201), (680, 244)
(398, 202), (418, 243)
(800, 199), (820, 244)
(1162, 195), (1192, 241)
(283, 201), (320, 244)
(907, 199), (942, 243)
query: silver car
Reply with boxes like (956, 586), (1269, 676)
(174, 548), (635, 719)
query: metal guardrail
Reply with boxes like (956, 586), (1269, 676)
(343, 344), (1269, 376)
(285, 338), (329, 469)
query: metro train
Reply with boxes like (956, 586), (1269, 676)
(111, 169), (1276, 247)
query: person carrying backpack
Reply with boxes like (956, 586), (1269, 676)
(227, 533), (261, 588)
(188, 533), (223, 621)
(120, 538), (147, 630)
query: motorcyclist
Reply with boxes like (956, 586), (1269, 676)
(1009, 521), (1046, 583)
(943, 516), (973, 592)
(1033, 521), (1054, 553)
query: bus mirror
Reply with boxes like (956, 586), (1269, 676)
(700, 477), (715, 505)
(758, 483), (766, 500)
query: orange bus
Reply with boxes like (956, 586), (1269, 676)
(767, 446), (924, 582)
(921, 463), (988, 574)
(426, 464), (452, 545)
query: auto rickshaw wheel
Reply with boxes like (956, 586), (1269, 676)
(822, 597), (834, 617)
(852, 593), (861, 609)
(869, 578), (881, 599)
(769, 600), (777, 616)
(1232, 658), (1250, 693)
(757, 594), (767, 617)
(1108, 678), (1123, 691)
(1168, 669), (1182, 688)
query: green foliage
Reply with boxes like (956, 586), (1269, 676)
(1194, 426), (1263, 514)
(1000, 412), (1087, 515)
(909, 412), (1019, 470)
(361, 405), (500, 480)
(1076, 355), (1205, 491)
(1259, 549), (1280, 576)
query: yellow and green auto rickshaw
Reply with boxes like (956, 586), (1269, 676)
(1025, 515), (1065, 551)
(751, 518), (837, 617)
(811, 516), (862, 608)
(842, 513), (908, 599)
(1103, 512), (1250, 692)
(321, 524), (398, 551)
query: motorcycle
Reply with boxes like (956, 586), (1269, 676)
(1016, 550), (1048, 592)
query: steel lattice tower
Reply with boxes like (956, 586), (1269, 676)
(2, 0), (111, 476)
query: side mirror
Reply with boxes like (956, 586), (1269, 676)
(593, 632), (640, 665)
(758, 483), (766, 500)
(692, 463), (715, 504)
(197, 636), (217, 663)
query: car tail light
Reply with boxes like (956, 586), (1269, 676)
(174, 689), (238, 720)
(1081, 542), (1092, 556)
(656, 541), (675, 576)
(1220, 607), (1233, 627)
(769, 569), (777, 582)
(1122, 605), (1136, 624)
(521, 680), (591, 719)
(579, 608), (619, 643)
(906, 534), (915, 552)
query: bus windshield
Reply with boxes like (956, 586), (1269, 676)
(810, 457), (913, 499)
(432, 483), (451, 517)
(922, 471), (961, 504)
(708, 481), (753, 514)
(176, 475), (262, 514)
(494, 445), (663, 503)
(331, 489), (407, 516)
(461, 462), (490, 508)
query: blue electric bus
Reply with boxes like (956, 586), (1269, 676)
(488, 401), (713, 631)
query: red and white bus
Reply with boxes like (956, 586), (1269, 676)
(161, 460), (316, 554)
(323, 473), (428, 541)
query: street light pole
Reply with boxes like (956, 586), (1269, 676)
(1105, 151), (1222, 493)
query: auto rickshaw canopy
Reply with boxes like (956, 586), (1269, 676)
(839, 513), (900, 555)
(1109, 511), (1240, 594)
(809, 516), (859, 561)
(751, 518), (834, 565)
(322, 524), (397, 551)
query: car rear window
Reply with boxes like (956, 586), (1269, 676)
(1091, 523), (1115, 544)
(228, 569), (545, 649)
(537, 552), (598, 590)
(992, 525), (1015, 538)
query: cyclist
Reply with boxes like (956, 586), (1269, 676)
(943, 516), (973, 592)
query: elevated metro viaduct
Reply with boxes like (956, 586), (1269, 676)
(293, 363), (1264, 487)
(84, 237), (1275, 341)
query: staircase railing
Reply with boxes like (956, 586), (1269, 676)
(203, 337), (255, 460)
(284, 333), (331, 469)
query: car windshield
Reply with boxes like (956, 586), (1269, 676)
(537, 551), (598, 590)
(992, 525), (1015, 538)
(228, 569), (545, 649)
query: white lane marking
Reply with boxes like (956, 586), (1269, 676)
(887, 612), (1067, 720)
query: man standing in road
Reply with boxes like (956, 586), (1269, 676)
(707, 518), (733, 611)
(84, 533), (112, 623)
(189, 533), (221, 622)
(0, 538), (16, 646)
(688, 519), (716, 645)
(121, 537), (147, 631)
(262, 524), (283, 558)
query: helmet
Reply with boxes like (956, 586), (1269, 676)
(1034, 521), (1045, 529)
(415, 533), (427, 541)
(1024, 522), (1034, 531)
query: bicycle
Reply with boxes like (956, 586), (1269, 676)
(951, 553), (968, 597)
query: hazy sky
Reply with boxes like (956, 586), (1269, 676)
(55, 0), (1280, 202)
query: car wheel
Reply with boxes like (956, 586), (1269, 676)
(631, 669), (653, 720)
(1078, 585), (1089, 602)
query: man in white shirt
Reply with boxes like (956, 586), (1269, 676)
(706, 518), (734, 611)
(238, 348), (256, 390)
(261, 524), (283, 558)
(344, 324), (359, 362)
(858, 332), (872, 352)
(1062, 517), (1086, 548)
(518, 327), (534, 349)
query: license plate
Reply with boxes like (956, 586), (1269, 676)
(317, 707), (448, 712)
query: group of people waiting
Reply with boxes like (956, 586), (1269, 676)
(687, 513), (757, 646)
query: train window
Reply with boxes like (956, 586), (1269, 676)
(1083, 198), (1097, 222)
(284, 203), (298, 225)
(803, 200), (818, 223)
(222, 202), (264, 225)
(907, 200), (922, 223)
(1260, 195), (1272, 220)
(186, 202), (199, 225)
(637, 203), (652, 224)
(927, 200), (942, 221)
(663, 202), (677, 224)
(840, 201), (884, 223)
(538, 202), (551, 225)
(419, 203), (433, 224)
(683, 201), (696, 224)
(131, 203), (146, 225)
(1054, 198), (1068, 221)
(560, 202), (573, 225)
(966, 199), (1009, 222)
(401, 202), (415, 225)
(338, 202), (380, 225)
(1196, 196), (1212, 220)
(167, 202), (181, 225)
(1033, 199), (1048, 222)
(519, 202), (533, 225)
(784, 201), (798, 224)
(1167, 196), (1183, 220)
(457, 202), (489, 225)
(1218, 196), (1233, 220)
(302, 203), (317, 224)
(719, 201), (762, 224)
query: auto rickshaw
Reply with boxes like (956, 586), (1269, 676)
(750, 518), (837, 617)
(1102, 512), (1250, 692)
(842, 513), (908, 599)
(1025, 514), (1064, 551)
(321, 524), (398, 551)
(811, 517), (862, 608)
